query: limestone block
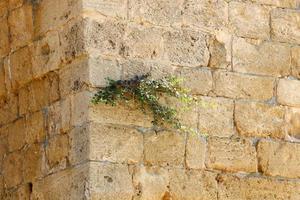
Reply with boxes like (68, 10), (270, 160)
(123, 25), (164, 59)
(198, 97), (234, 137)
(25, 111), (46, 144)
(129, 0), (184, 27)
(291, 46), (300, 79)
(4, 183), (31, 200)
(32, 31), (62, 78)
(233, 37), (290, 76)
(7, 118), (26, 152)
(33, 0), (82, 37)
(144, 131), (185, 167)
(45, 134), (69, 169)
(0, 94), (18, 125)
(0, 132), (8, 170)
(183, 0), (228, 32)
(277, 79), (300, 107)
(23, 144), (44, 182)
(218, 174), (300, 199)
(235, 101), (286, 139)
(253, 0), (299, 8)
(3, 152), (23, 188)
(0, 60), (6, 97)
(271, 9), (300, 44)
(229, 2), (270, 39)
(285, 107), (300, 139)
(179, 67), (213, 95)
(257, 140), (300, 178)
(60, 97), (72, 133)
(214, 71), (275, 100)
(132, 166), (169, 200)
(8, 4), (33, 50)
(70, 91), (90, 127)
(89, 123), (143, 164)
(185, 134), (206, 169)
(169, 169), (218, 200)
(0, 18), (9, 57)
(83, 0), (127, 19)
(89, 162), (134, 200)
(120, 59), (151, 80)
(206, 137), (257, 173)
(163, 29), (209, 67)
(9, 46), (33, 90)
(8, 0), (23, 9)
(0, 1), (8, 18)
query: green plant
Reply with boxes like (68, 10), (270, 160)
(91, 74), (198, 134)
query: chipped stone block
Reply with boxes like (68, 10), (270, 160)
(277, 79), (300, 107)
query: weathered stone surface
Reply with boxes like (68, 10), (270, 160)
(235, 101), (286, 139)
(253, 0), (299, 8)
(8, 4), (33, 50)
(7, 118), (26, 152)
(90, 123), (143, 164)
(198, 97), (234, 137)
(0, 18), (9, 57)
(120, 59), (151, 80)
(183, 0), (228, 32)
(218, 174), (300, 200)
(169, 169), (218, 200)
(144, 131), (185, 167)
(0, 60), (6, 97)
(257, 140), (300, 178)
(129, 0), (184, 27)
(229, 2), (270, 39)
(0, 1), (8, 18)
(271, 9), (300, 44)
(186, 134), (206, 169)
(214, 71), (275, 100)
(233, 37), (290, 76)
(0, 94), (18, 125)
(132, 166), (169, 200)
(70, 91), (90, 127)
(8, 0), (23, 10)
(163, 29), (209, 67)
(4, 183), (32, 200)
(25, 111), (46, 144)
(23, 144), (44, 182)
(291, 46), (300, 79)
(286, 107), (300, 139)
(206, 137), (257, 173)
(89, 162), (134, 200)
(3, 152), (23, 188)
(277, 79), (300, 107)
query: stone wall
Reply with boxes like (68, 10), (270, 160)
(0, 0), (299, 199)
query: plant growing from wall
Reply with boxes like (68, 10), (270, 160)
(91, 74), (199, 134)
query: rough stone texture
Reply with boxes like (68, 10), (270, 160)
(0, 18), (9, 57)
(291, 46), (300, 79)
(233, 37), (291, 76)
(186, 134), (206, 169)
(285, 107), (300, 139)
(253, 0), (299, 8)
(257, 140), (300, 178)
(229, 2), (270, 39)
(235, 101), (286, 139)
(277, 79), (300, 107)
(3, 152), (23, 188)
(206, 137), (257, 173)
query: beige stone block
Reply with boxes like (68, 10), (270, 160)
(183, 0), (228, 32)
(271, 9), (300, 44)
(229, 2), (270, 39)
(23, 144), (44, 182)
(286, 107), (300, 139)
(144, 131), (185, 167)
(163, 29), (210, 67)
(253, 0), (299, 8)
(233, 37), (290, 76)
(169, 169), (218, 200)
(83, 0), (127, 19)
(0, 18), (9, 57)
(235, 101), (286, 139)
(132, 166), (169, 200)
(45, 134), (69, 169)
(179, 67), (213, 95)
(32, 31), (61, 78)
(0, 60), (6, 97)
(129, 0), (184, 27)
(8, 4), (33, 50)
(0, 1), (8, 18)
(8, 0), (24, 10)
(71, 91), (90, 127)
(90, 123), (143, 164)
(120, 59), (151, 80)
(7, 118), (26, 152)
(206, 137), (257, 173)
(89, 162), (134, 200)
(218, 174), (300, 200)
(186, 134), (206, 169)
(291, 46), (300, 79)
(0, 94), (18, 125)
(214, 71), (275, 100)
(257, 140), (300, 178)
(277, 79), (300, 107)
(198, 97), (234, 137)
(123, 25), (164, 59)
(9, 46), (33, 90)
(3, 152), (23, 188)
(47, 101), (62, 136)
(4, 183), (32, 200)
(25, 111), (46, 144)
